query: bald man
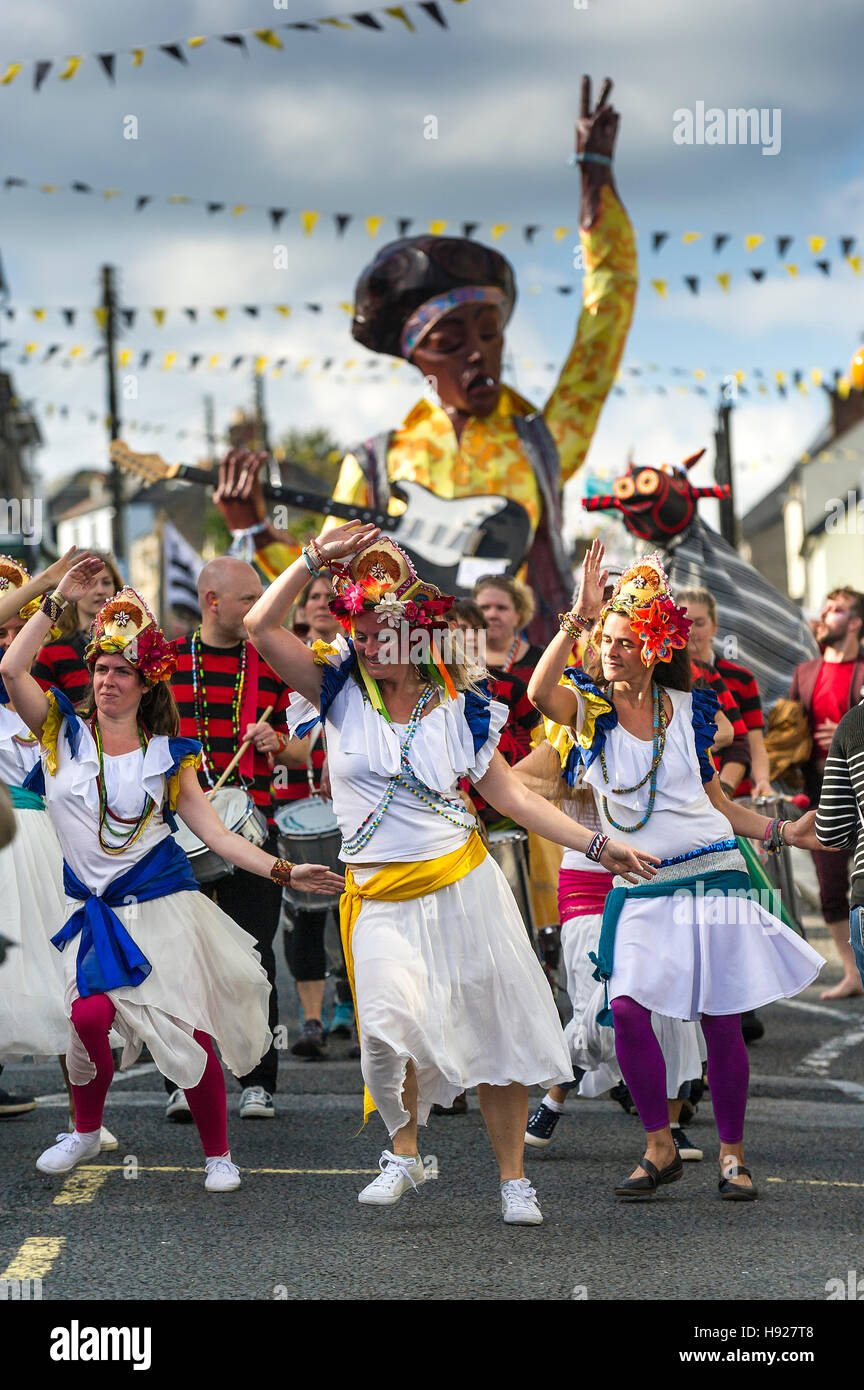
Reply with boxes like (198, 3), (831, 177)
(167, 556), (294, 1121)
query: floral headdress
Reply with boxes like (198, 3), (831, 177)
(0, 555), (61, 639)
(85, 587), (178, 683)
(601, 553), (692, 666)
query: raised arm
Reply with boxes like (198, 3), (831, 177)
(0, 547), (84, 628)
(528, 538), (606, 722)
(243, 519), (380, 704)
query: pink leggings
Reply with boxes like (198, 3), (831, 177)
(69, 994), (228, 1157)
(611, 995), (749, 1144)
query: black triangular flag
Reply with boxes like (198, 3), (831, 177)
(841, 236), (856, 257)
(283, 23), (318, 31)
(3, 308), (14, 320)
(34, 60), (53, 91)
(135, 196), (152, 212)
(792, 371), (802, 385)
(189, 354), (202, 369)
(322, 358), (334, 370)
(97, 53), (116, 83)
(776, 235), (792, 258)
(397, 218), (413, 236)
(749, 269), (766, 282)
(419, 2), (447, 27)
(334, 214), (352, 236)
(556, 285), (574, 295)
(71, 182), (93, 194)
(651, 232), (669, 252)
(753, 368), (764, 378)
(220, 34), (248, 52)
(184, 308), (198, 321)
(627, 366), (642, 376)
(4, 178), (26, 188)
(59, 404), (68, 416)
(684, 276), (700, 295)
(61, 309), (76, 326)
(230, 355), (245, 369)
(816, 260), (830, 276)
(523, 225), (541, 243)
(351, 12), (384, 28)
(269, 208), (287, 229)
(243, 306), (259, 317)
(776, 382), (786, 396)
(461, 222), (478, 239)
(305, 303), (322, 313)
(121, 309), (137, 328)
(139, 351), (152, 367)
(160, 44), (188, 64)
(92, 346), (106, 359)
(712, 234), (730, 253)
(207, 203), (225, 215)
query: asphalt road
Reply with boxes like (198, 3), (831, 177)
(2, 921), (863, 1305)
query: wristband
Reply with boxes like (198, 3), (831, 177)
(585, 831), (609, 863)
(302, 546), (324, 576)
(559, 610), (595, 641)
(270, 857), (294, 887)
(273, 731), (289, 754)
(568, 152), (613, 167)
(40, 590), (68, 624)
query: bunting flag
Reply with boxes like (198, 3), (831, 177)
(0, 2), (469, 91)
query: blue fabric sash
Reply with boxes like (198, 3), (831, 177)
(589, 867), (750, 1027)
(52, 834), (200, 998)
(10, 785), (45, 810)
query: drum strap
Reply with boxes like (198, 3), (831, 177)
(238, 640), (260, 785)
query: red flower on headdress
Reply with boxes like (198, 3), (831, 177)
(629, 597), (692, 666)
(342, 580), (368, 614)
(134, 627), (179, 683)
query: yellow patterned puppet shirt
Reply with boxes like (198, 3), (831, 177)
(331, 186), (637, 533)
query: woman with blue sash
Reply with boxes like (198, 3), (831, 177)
(529, 543), (826, 1201)
(1, 558), (344, 1193)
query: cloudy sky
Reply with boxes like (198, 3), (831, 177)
(1, 0), (861, 531)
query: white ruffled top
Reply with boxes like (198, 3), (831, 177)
(581, 688), (732, 858)
(286, 637), (507, 863)
(41, 721), (174, 895)
(0, 702), (41, 786)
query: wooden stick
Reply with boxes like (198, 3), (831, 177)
(206, 704), (274, 797)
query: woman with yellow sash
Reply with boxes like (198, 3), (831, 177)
(244, 522), (658, 1226)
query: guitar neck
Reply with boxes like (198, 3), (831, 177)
(169, 462), (394, 529)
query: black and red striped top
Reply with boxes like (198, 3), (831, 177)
(171, 635), (291, 823)
(33, 633), (91, 703)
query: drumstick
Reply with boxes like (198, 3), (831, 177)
(206, 704), (274, 797)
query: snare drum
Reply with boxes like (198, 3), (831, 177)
(274, 796), (343, 912)
(488, 827), (537, 943)
(174, 786), (267, 884)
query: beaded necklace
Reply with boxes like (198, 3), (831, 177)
(600, 683), (667, 833)
(500, 634), (521, 674)
(341, 684), (474, 856)
(93, 720), (157, 855)
(190, 627), (247, 788)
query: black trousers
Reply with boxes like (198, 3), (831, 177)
(163, 838), (282, 1095)
(282, 906), (352, 1002)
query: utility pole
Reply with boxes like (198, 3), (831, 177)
(714, 391), (737, 548)
(253, 364), (281, 489)
(203, 394), (217, 466)
(100, 264), (125, 565)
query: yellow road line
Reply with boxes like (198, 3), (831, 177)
(53, 1169), (111, 1205)
(1, 1236), (65, 1280)
(767, 1177), (864, 1189)
(72, 1164), (378, 1175)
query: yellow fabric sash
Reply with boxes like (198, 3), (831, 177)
(339, 831), (487, 1124)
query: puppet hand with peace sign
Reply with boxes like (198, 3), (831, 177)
(576, 75), (621, 229)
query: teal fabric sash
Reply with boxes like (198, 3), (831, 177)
(589, 868), (750, 1026)
(10, 785), (45, 811)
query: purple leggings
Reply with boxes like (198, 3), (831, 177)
(611, 995), (749, 1143)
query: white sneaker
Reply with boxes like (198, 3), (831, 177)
(36, 1130), (101, 1175)
(357, 1150), (426, 1206)
(501, 1177), (544, 1225)
(204, 1154), (241, 1193)
(239, 1085), (275, 1119)
(165, 1088), (192, 1122)
(99, 1126), (119, 1151)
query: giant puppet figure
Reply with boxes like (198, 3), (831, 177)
(582, 449), (817, 707)
(214, 77), (637, 643)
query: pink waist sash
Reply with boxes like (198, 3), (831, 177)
(558, 867), (614, 923)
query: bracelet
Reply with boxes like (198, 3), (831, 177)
(302, 546), (324, 576)
(40, 590), (68, 624)
(270, 857), (294, 887)
(559, 610), (595, 641)
(585, 831), (609, 863)
(568, 152), (613, 167)
(306, 538), (328, 571)
(273, 730), (289, 754)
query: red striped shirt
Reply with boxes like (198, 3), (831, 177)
(33, 634), (91, 703)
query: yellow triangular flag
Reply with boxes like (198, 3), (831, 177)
(213, 308), (228, 320)
(321, 17), (353, 28)
(345, 359), (357, 370)
(31, 309), (45, 321)
(775, 371), (786, 385)
(339, 302), (354, 315)
(254, 29), (283, 48)
(59, 56), (83, 81)
(274, 305), (291, 318)
(427, 219), (448, 235)
(152, 309), (166, 327)
(271, 365), (283, 379)
(491, 224), (510, 241)
(168, 194), (190, 203)
(207, 355), (221, 370)
(785, 263), (799, 276)
(231, 205), (247, 216)
(301, 210), (320, 236)
(808, 236), (826, 254)
(93, 308), (108, 329)
(131, 48), (145, 67)
(692, 368), (705, 379)
(365, 216), (385, 238)
(1, 64), (23, 85)
(385, 6), (416, 30)
(796, 378), (808, 393)
(118, 349), (132, 366)
(103, 189), (121, 200)
(187, 37), (207, 49)
(811, 368), (822, 386)
(682, 231), (701, 244)
(255, 356), (269, 373)
(554, 226), (572, 242)
(837, 376), (851, 399)
(25, 343), (39, 355)
(40, 185), (59, 194)
(800, 451), (811, 462)
(745, 234), (764, 252)
(847, 255), (862, 275)
(716, 272), (731, 292)
(758, 383), (768, 395)
(162, 352), (177, 371)
(526, 285), (541, 294)
(734, 370), (745, 384)
(651, 280), (668, 298)
(298, 356), (312, 371)
(69, 346), (84, 359)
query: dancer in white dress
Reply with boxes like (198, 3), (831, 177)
(1, 557), (343, 1192)
(529, 542), (826, 1201)
(244, 521), (658, 1226)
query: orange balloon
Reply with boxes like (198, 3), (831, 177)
(851, 347), (864, 390)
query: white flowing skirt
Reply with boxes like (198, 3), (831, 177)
(351, 855), (573, 1136)
(0, 807), (70, 1059)
(561, 911), (704, 1099)
(608, 848), (825, 1020)
(59, 888), (272, 1089)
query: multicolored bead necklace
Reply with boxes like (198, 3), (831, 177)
(93, 720), (157, 854)
(190, 627), (247, 787)
(599, 683), (668, 833)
